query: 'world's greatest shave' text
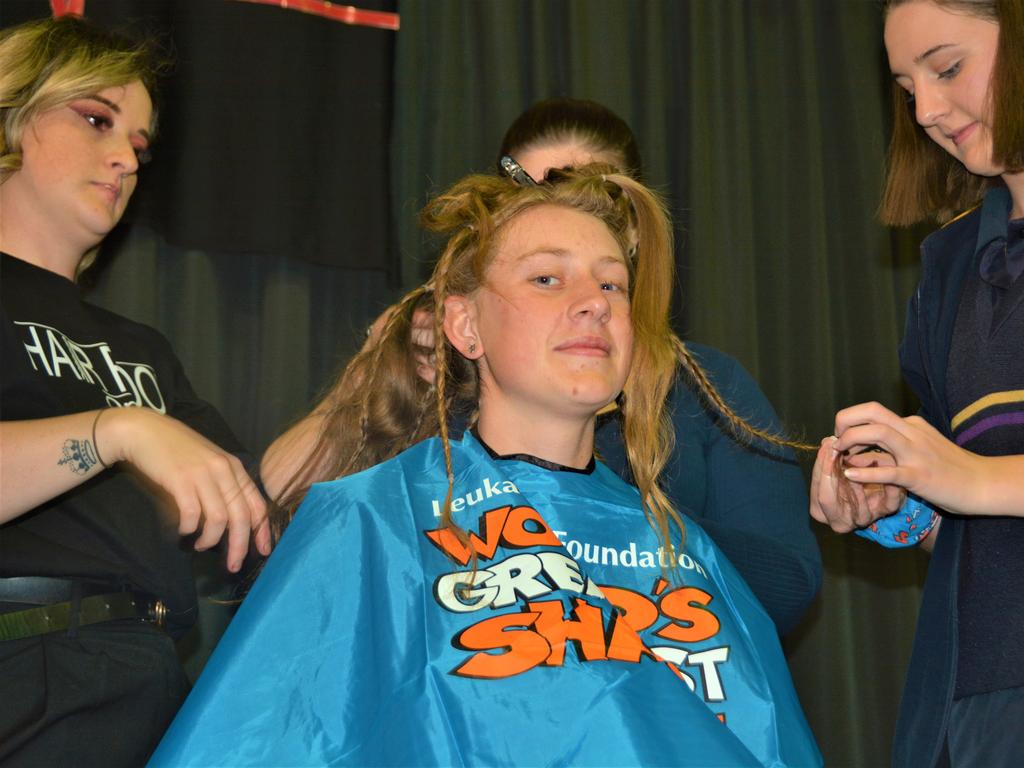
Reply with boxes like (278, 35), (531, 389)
(425, 502), (733, 709)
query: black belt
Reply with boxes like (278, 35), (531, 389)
(0, 577), (167, 642)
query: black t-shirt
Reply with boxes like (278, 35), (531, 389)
(0, 254), (248, 636)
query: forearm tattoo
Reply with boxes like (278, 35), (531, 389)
(58, 438), (100, 475)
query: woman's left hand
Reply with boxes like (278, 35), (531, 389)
(809, 436), (904, 532)
(833, 401), (1024, 518)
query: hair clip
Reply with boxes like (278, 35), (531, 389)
(499, 155), (538, 187)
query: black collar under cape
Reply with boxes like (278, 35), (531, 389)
(471, 427), (596, 475)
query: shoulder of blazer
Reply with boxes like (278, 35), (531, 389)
(940, 202), (983, 229)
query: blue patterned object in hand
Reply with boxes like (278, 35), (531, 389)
(856, 495), (939, 548)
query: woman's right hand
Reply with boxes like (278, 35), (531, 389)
(0, 409), (269, 572)
(100, 408), (270, 571)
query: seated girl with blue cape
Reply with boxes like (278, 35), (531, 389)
(150, 166), (821, 767)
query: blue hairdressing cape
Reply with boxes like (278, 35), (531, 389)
(151, 432), (820, 767)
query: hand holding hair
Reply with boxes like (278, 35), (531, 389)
(362, 304), (436, 385)
(809, 434), (905, 533)
(830, 401), (1024, 519)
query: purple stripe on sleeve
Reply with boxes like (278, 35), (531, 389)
(955, 412), (1024, 446)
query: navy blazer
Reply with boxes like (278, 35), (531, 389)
(894, 203), (981, 768)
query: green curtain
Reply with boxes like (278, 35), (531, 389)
(392, 2), (934, 765)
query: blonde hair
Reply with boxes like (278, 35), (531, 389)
(880, 0), (1024, 225)
(275, 166), (803, 559)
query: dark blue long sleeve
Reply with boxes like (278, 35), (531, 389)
(595, 343), (822, 635)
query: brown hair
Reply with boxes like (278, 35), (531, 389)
(499, 98), (644, 181)
(274, 165), (806, 562)
(879, 0), (1024, 225)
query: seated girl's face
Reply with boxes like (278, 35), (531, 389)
(454, 203), (634, 423)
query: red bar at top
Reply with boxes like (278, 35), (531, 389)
(233, 0), (400, 30)
(51, 0), (86, 16)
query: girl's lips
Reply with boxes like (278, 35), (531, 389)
(93, 182), (120, 205)
(554, 337), (611, 356)
(951, 122), (978, 147)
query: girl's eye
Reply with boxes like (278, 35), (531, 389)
(938, 61), (961, 80)
(134, 146), (153, 165)
(601, 281), (625, 292)
(82, 112), (113, 130)
(532, 275), (561, 287)
(903, 89), (916, 106)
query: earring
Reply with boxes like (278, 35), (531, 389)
(468, 342), (477, 354)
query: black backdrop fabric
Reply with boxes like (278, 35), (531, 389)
(1, 0), (397, 273)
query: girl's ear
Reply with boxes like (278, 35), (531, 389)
(443, 295), (483, 359)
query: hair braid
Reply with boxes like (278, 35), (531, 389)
(673, 338), (813, 451)
(269, 284), (436, 535)
(427, 237), (482, 567)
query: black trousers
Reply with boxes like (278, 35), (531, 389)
(0, 621), (188, 768)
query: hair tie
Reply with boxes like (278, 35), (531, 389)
(92, 409), (110, 469)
